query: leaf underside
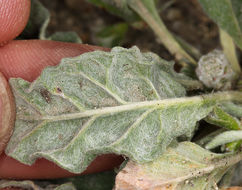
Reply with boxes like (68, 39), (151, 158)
(6, 47), (214, 173)
(115, 142), (242, 190)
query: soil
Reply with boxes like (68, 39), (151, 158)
(39, 0), (219, 60)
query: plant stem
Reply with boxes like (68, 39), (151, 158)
(128, 0), (196, 65)
(220, 29), (241, 75)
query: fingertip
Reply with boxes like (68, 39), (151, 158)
(0, 0), (31, 44)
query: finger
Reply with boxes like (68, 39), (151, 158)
(0, 73), (15, 155)
(0, 40), (108, 81)
(0, 0), (30, 45)
(0, 40), (121, 179)
(0, 153), (123, 179)
(0, 40), (108, 152)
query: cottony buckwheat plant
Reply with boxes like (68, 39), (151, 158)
(0, 0), (242, 190)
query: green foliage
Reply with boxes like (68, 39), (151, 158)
(48, 32), (82, 43)
(97, 23), (128, 47)
(220, 102), (242, 118)
(205, 105), (242, 152)
(205, 106), (241, 130)
(18, 0), (50, 39)
(0, 180), (76, 190)
(205, 130), (242, 149)
(86, 0), (196, 64)
(58, 171), (116, 190)
(6, 46), (226, 173)
(85, 0), (139, 22)
(18, 0), (82, 43)
(115, 142), (242, 190)
(198, 0), (242, 50)
(0, 171), (116, 190)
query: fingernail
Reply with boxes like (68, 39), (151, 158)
(0, 72), (15, 154)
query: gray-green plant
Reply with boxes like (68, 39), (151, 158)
(2, 0), (242, 190)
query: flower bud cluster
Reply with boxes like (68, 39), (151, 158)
(196, 49), (237, 90)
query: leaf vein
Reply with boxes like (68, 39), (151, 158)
(78, 70), (127, 105)
(110, 108), (157, 147)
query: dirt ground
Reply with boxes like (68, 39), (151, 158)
(39, 0), (219, 60)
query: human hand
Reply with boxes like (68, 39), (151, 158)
(0, 0), (123, 180)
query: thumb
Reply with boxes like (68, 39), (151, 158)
(0, 73), (15, 154)
(0, 0), (29, 154)
(0, 0), (30, 45)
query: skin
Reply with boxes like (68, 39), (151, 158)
(0, 0), (123, 181)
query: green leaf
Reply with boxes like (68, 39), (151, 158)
(198, 0), (242, 50)
(86, 0), (196, 64)
(0, 180), (76, 190)
(56, 171), (116, 190)
(18, 0), (82, 43)
(205, 106), (241, 130)
(85, 0), (139, 22)
(1, 172), (116, 190)
(48, 32), (82, 44)
(196, 129), (226, 147)
(18, 0), (50, 39)
(225, 140), (242, 152)
(127, 0), (196, 64)
(220, 102), (242, 118)
(96, 23), (128, 47)
(180, 64), (198, 79)
(205, 130), (242, 149)
(219, 29), (241, 74)
(115, 142), (242, 190)
(6, 47), (242, 173)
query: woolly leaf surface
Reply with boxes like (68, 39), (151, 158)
(6, 47), (216, 173)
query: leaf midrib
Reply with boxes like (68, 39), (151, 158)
(16, 91), (242, 122)
(16, 96), (202, 121)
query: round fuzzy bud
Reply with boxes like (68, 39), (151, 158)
(196, 49), (237, 90)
